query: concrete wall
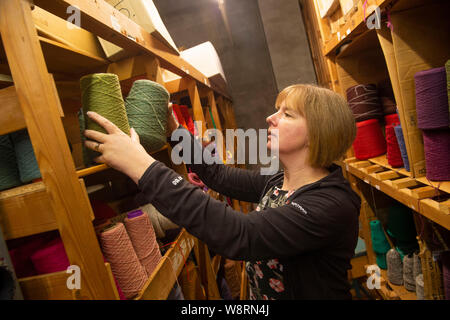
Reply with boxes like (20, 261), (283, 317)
(154, 0), (277, 131)
(153, 0), (316, 132)
(258, 0), (317, 91)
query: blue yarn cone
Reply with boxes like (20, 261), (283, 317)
(394, 124), (410, 171)
(0, 134), (22, 191)
(10, 130), (41, 183)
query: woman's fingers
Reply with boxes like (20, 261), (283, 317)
(84, 129), (107, 143)
(87, 111), (120, 134)
(84, 139), (103, 152)
(93, 155), (105, 164)
(130, 127), (140, 144)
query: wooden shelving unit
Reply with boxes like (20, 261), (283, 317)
(0, 0), (241, 300)
(344, 157), (450, 230)
(306, 0), (450, 300)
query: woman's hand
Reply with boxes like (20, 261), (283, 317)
(84, 111), (154, 184)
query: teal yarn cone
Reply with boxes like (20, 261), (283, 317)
(10, 130), (41, 183)
(80, 73), (131, 164)
(0, 134), (21, 191)
(125, 80), (169, 152)
(370, 219), (391, 269)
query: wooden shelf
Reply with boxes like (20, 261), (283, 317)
(323, 0), (390, 56)
(416, 177), (450, 195)
(336, 29), (380, 59)
(366, 154), (412, 177)
(0, 178), (94, 240)
(33, 0), (231, 100)
(321, 0), (434, 57)
(76, 143), (169, 178)
(135, 228), (195, 300)
(38, 36), (108, 75)
(19, 262), (119, 300)
(77, 164), (109, 178)
(344, 157), (450, 230)
(365, 266), (417, 300)
(0, 182), (57, 240)
(1, 0), (233, 300)
(380, 269), (417, 300)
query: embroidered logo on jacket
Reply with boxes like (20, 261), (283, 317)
(290, 202), (308, 215)
(172, 176), (183, 185)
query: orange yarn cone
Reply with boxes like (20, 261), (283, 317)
(125, 210), (162, 277)
(99, 222), (148, 299)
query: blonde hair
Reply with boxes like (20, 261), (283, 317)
(275, 84), (356, 168)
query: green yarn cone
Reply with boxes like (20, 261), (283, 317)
(10, 129), (41, 183)
(125, 80), (169, 152)
(387, 204), (418, 255)
(0, 134), (21, 191)
(370, 219), (391, 269)
(78, 108), (92, 167)
(387, 204), (417, 241)
(80, 73), (130, 164)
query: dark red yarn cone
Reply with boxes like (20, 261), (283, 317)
(384, 113), (400, 127)
(386, 124), (404, 167)
(353, 119), (387, 160)
(179, 105), (195, 135)
(30, 237), (70, 274)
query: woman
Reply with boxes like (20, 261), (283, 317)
(84, 84), (361, 299)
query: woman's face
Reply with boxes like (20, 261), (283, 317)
(266, 103), (309, 154)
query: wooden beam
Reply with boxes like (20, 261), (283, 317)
(143, 56), (164, 85)
(240, 261), (248, 300)
(439, 199), (450, 215)
(410, 186), (442, 200)
(353, 161), (371, 168)
(0, 182), (57, 240)
(188, 80), (206, 138)
(194, 238), (221, 300)
(19, 262), (118, 300)
(164, 78), (189, 94)
(391, 177), (419, 190)
(375, 171), (401, 181)
(0, 86), (26, 135)
(0, 79), (72, 137)
(364, 165), (383, 174)
(136, 230), (195, 300)
(38, 36), (108, 75)
(419, 199), (450, 230)
(106, 54), (162, 82)
(0, 0), (116, 299)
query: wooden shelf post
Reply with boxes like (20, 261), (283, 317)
(0, 0), (117, 299)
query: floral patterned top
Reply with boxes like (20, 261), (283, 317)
(246, 185), (296, 300)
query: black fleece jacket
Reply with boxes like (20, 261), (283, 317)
(138, 129), (361, 299)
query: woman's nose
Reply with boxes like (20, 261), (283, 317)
(266, 112), (277, 125)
